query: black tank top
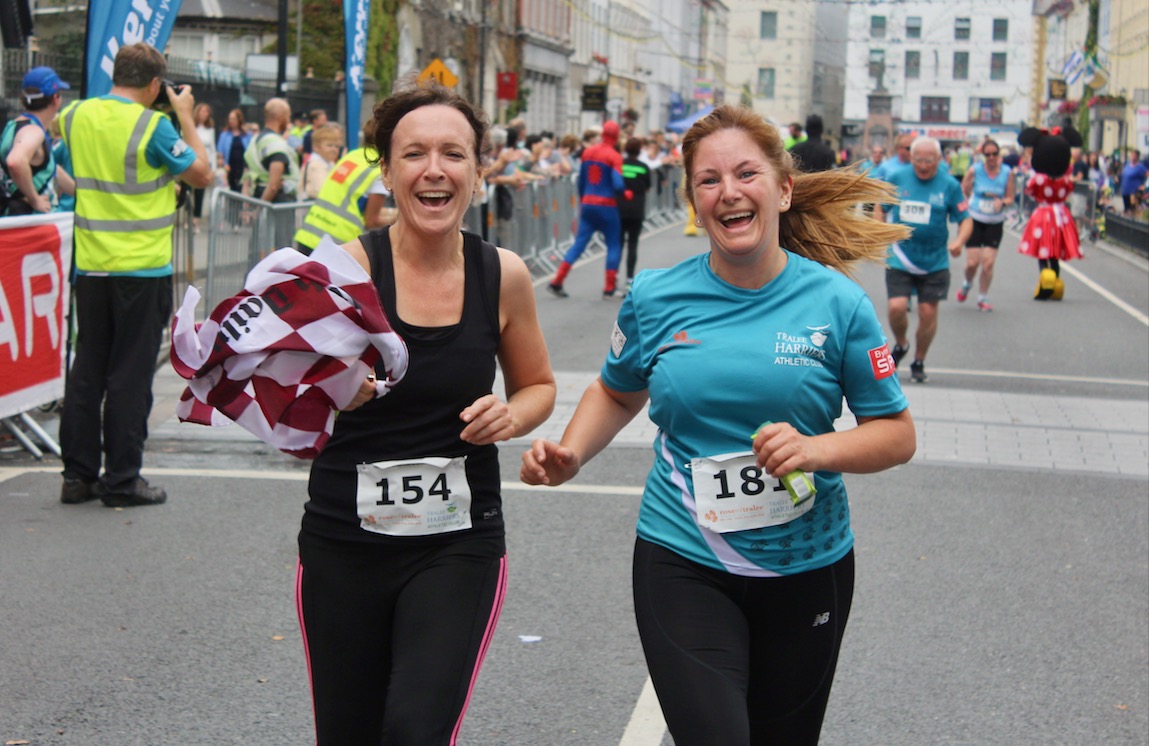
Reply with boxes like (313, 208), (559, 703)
(303, 228), (504, 547)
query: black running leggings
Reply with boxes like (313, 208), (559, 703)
(632, 539), (855, 746)
(297, 530), (507, 745)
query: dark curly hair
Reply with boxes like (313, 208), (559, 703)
(367, 78), (489, 168)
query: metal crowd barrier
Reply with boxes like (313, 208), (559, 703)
(203, 189), (312, 312)
(171, 190), (195, 306)
(197, 166), (686, 310)
(488, 165), (685, 279)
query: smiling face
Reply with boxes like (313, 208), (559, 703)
(690, 127), (792, 269)
(381, 104), (482, 236)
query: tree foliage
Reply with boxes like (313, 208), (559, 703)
(278, 0), (345, 79)
(367, 0), (399, 96)
(280, 0), (397, 94)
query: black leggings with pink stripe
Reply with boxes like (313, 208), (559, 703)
(297, 530), (508, 745)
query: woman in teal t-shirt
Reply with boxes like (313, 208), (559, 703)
(522, 105), (916, 745)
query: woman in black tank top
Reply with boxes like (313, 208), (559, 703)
(296, 82), (555, 745)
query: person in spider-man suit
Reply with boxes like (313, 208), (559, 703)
(547, 119), (630, 299)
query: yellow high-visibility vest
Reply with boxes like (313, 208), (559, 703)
(60, 97), (178, 273)
(245, 130), (301, 196)
(294, 147), (380, 250)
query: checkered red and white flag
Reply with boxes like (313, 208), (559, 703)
(170, 238), (408, 459)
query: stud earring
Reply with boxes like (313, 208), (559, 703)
(695, 218), (702, 226)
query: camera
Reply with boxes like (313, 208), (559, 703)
(153, 79), (187, 109)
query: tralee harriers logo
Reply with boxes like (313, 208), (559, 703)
(774, 324), (829, 367)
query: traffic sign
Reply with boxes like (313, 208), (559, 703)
(419, 58), (458, 88)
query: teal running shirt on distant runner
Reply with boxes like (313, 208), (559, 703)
(885, 168), (969, 274)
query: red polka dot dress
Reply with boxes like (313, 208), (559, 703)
(1017, 173), (1082, 261)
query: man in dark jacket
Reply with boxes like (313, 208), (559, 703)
(790, 114), (836, 173)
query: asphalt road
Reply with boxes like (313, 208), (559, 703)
(1, 215), (1146, 745)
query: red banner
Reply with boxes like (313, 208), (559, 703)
(0, 213), (73, 419)
(496, 72), (518, 102)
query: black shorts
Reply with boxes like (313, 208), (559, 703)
(886, 268), (951, 302)
(968, 219), (1004, 249)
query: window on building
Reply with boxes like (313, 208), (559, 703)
(954, 51), (969, 80)
(993, 18), (1009, 41)
(921, 96), (950, 122)
(870, 15), (886, 38)
(990, 52), (1007, 81)
(168, 33), (205, 61)
(756, 67), (775, 98)
(905, 50), (920, 79)
(869, 49), (885, 78)
(906, 16), (922, 39)
(970, 98), (1003, 124)
(955, 17), (971, 40)
(217, 35), (260, 68)
(760, 11), (777, 40)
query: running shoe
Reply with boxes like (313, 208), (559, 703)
(977, 300), (993, 312)
(602, 289), (618, 300)
(910, 360), (928, 383)
(956, 282), (971, 303)
(891, 344), (909, 369)
(547, 283), (569, 298)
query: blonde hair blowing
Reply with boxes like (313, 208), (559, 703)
(680, 104), (910, 276)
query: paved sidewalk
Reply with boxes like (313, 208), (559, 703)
(150, 367), (1149, 479)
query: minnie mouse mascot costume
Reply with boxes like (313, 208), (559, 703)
(1016, 125), (1084, 300)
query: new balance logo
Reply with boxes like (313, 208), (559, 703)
(813, 612), (830, 627)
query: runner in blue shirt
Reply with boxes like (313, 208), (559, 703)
(957, 139), (1014, 311)
(522, 104), (916, 746)
(872, 132), (913, 182)
(876, 136), (971, 383)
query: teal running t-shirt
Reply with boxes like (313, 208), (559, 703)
(886, 168), (969, 274)
(601, 251), (908, 577)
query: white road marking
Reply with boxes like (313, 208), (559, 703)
(0, 466), (644, 495)
(1061, 262), (1149, 327)
(908, 367), (1148, 387)
(618, 676), (667, 746)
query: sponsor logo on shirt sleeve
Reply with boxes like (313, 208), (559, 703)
(171, 139), (189, 157)
(869, 344), (895, 379)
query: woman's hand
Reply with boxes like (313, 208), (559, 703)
(342, 374), (377, 412)
(520, 439), (581, 486)
(751, 420), (821, 478)
(460, 394), (516, 445)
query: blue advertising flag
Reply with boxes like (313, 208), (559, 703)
(344, 0), (370, 149)
(84, 0), (183, 97)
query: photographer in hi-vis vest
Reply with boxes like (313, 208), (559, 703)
(57, 42), (212, 508)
